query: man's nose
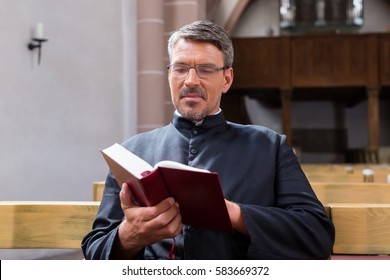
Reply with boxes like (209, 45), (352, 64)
(185, 68), (200, 85)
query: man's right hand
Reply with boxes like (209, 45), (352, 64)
(113, 182), (182, 259)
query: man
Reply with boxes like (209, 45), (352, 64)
(82, 20), (335, 259)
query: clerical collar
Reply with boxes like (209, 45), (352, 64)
(174, 109), (222, 126)
(172, 109), (226, 131)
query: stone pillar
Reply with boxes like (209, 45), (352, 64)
(163, 0), (206, 123)
(136, 0), (208, 130)
(137, 0), (165, 132)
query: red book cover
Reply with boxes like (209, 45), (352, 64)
(100, 143), (233, 232)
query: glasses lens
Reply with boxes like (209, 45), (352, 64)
(196, 65), (217, 78)
(171, 64), (189, 78)
(169, 64), (224, 78)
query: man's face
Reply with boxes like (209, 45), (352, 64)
(168, 39), (233, 122)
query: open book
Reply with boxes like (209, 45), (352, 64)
(100, 143), (233, 232)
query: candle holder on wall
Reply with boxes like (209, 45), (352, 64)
(28, 38), (48, 65)
(27, 22), (48, 65)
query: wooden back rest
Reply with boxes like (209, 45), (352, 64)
(311, 182), (390, 204)
(329, 203), (390, 254)
(93, 181), (105, 201)
(306, 172), (390, 183)
(301, 164), (390, 173)
(0, 201), (100, 249)
(302, 164), (390, 183)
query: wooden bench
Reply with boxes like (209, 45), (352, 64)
(93, 181), (105, 201)
(311, 182), (390, 255)
(328, 203), (390, 255)
(301, 163), (390, 174)
(93, 181), (390, 256)
(302, 164), (390, 183)
(306, 172), (390, 183)
(311, 182), (390, 204)
(0, 201), (100, 249)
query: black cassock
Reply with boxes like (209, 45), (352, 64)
(82, 112), (335, 260)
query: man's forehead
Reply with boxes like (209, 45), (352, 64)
(171, 39), (224, 61)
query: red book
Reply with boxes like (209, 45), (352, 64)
(100, 143), (233, 232)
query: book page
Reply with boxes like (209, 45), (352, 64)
(102, 143), (153, 179)
(154, 161), (210, 173)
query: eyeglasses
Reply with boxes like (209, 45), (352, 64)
(167, 63), (228, 79)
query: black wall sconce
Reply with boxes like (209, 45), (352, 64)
(27, 22), (48, 65)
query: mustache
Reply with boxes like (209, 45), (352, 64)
(179, 87), (206, 98)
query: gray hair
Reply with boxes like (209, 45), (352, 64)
(167, 20), (234, 67)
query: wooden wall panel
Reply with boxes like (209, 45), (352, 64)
(231, 33), (383, 150)
(291, 34), (378, 87)
(380, 33), (390, 85)
(232, 37), (290, 89)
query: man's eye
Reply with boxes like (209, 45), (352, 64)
(197, 66), (214, 75)
(173, 66), (188, 74)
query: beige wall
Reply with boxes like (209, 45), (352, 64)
(0, 0), (137, 260)
(0, 0), (129, 203)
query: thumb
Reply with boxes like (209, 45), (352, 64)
(120, 182), (137, 210)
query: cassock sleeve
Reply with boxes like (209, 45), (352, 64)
(81, 173), (124, 259)
(238, 135), (335, 259)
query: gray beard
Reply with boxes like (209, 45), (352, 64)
(177, 106), (207, 123)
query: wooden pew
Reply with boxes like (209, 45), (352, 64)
(312, 182), (390, 256)
(301, 163), (390, 174)
(306, 172), (363, 183)
(93, 181), (390, 256)
(311, 182), (390, 204)
(93, 181), (105, 201)
(301, 164), (390, 183)
(305, 172), (390, 183)
(0, 201), (100, 249)
(329, 203), (390, 255)
(2, 200), (388, 257)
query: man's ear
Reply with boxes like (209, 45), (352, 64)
(222, 67), (234, 94)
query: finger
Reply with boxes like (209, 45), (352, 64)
(139, 196), (175, 220)
(169, 211), (183, 237)
(120, 182), (136, 210)
(163, 209), (183, 238)
(121, 193), (178, 223)
(156, 197), (176, 212)
(144, 200), (182, 231)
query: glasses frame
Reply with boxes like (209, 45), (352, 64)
(167, 63), (229, 79)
